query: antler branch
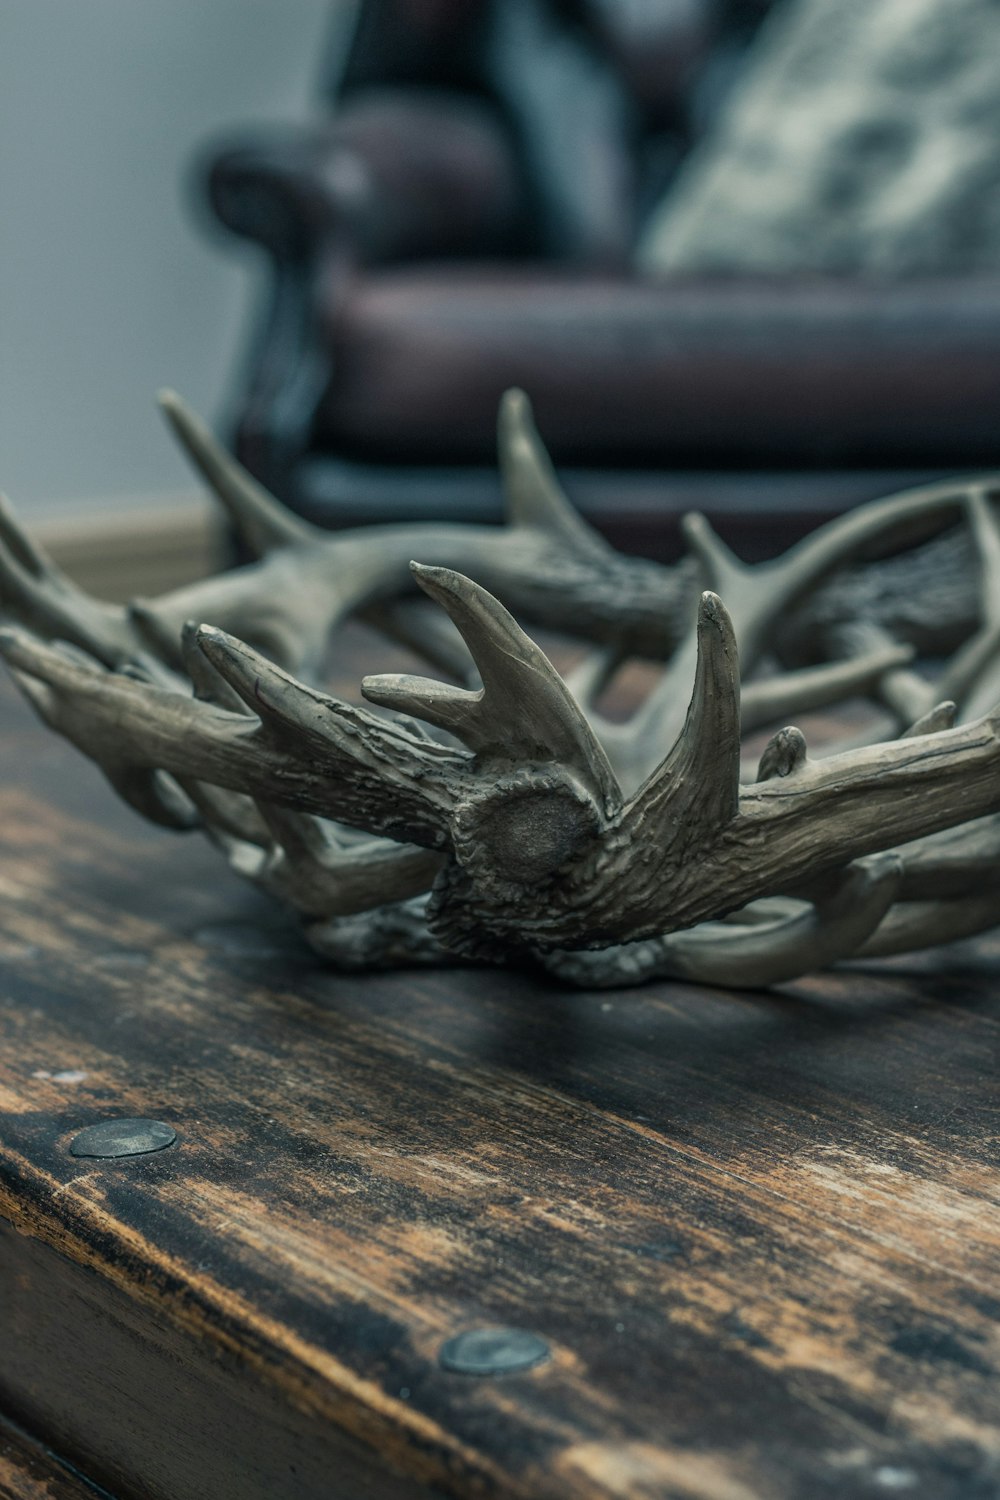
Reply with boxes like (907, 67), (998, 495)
(6, 390), (1000, 990)
(0, 625), (473, 848)
(543, 854), (903, 989)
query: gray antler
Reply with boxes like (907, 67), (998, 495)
(7, 390), (1000, 989)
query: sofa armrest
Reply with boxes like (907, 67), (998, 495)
(206, 91), (526, 267)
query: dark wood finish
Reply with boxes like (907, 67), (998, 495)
(0, 639), (999, 1500)
(0, 1414), (110, 1499)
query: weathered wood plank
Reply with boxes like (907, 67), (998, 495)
(0, 665), (997, 1500)
(0, 1414), (111, 1500)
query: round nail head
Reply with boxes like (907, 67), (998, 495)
(438, 1327), (550, 1376)
(70, 1118), (177, 1159)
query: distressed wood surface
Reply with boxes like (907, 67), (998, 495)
(0, 640), (998, 1500)
(0, 1414), (110, 1500)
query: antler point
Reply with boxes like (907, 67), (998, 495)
(757, 725), (809, 782)
(500, 386), (529, 416)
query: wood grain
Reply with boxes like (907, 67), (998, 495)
(0, 655), (997, 1500)
(0, 1414), (109, 1500)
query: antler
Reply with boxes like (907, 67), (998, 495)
(0, 624), (473, 848)
(8, 389), (1000, 990)
(578, 476), (1000, 790)
(362, 563), (621, 811)
(2, 385), (994, 719)
(10, 533), (1000, 977)
(135, 388), (686, 678)
(0, 494), (153, 669)
(401, 585), (1000, 955)
(541, 854), (904, 990)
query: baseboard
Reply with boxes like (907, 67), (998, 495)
(32, 490), (224, 603)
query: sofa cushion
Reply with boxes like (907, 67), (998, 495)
(638, 0), (1000, 275)
(315, 266), (1000, 466)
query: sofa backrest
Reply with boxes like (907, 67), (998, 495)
(324, 0), (777, 261)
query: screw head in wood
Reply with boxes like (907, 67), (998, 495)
(438, 1327), (550, 1376)
(69, 1118), (177, 1159)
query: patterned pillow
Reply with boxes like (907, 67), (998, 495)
(637, 0), (1000, 275)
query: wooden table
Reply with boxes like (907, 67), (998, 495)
(0, 652), (997, 1500)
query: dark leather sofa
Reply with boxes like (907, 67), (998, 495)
(203, 0), (1000, 556)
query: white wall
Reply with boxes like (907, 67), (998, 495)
(0, 0), (344, 514)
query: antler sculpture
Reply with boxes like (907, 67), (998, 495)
(3, 389), (1000, 990)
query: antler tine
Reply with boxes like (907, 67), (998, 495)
(740, 640), (915, 734)
(543, 853), (902, 990)
(934, 488), (1000, 722)
(362, 563), (621, 808)
(609, 480), (1000, 793)
(889, 812), (1000, 902)
(686, 474), (1000, 676)
(902, 700), (957, 737)
(158, 390), (314, 557)
(626, 591), (741, 835)
(585, 576), (757, 793)
(857, 890), (1000, 959)
(179, 618), (247, 712)
(193, 622), (477, 844)
(679, 512), (749, 603)
(248, 801), (444, 918)
(497, 388), (609, 554)
(0, 494), (141, 667)
(192, 621), (350, 730)
(0, 621), (474, 849)
(0, 491), (55, 577)
(756, 726), (808, 783)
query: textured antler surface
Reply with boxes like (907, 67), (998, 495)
(5, 390), (1000, 990)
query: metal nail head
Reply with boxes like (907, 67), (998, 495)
(69, 1118), (177, 1159)
(438, 1327), (550, 1376)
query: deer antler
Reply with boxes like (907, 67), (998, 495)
(10, 560), (1000, 981)
(6, 391), (1000, 989)
(0, 494), (152, 669)
(135, 388), (686, 678)
(576, 476), (1000, 790)
(541, 854), (904, 990)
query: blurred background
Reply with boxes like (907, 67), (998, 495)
(0, 0), (335, 534)
(3, 0), (1000, 585)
